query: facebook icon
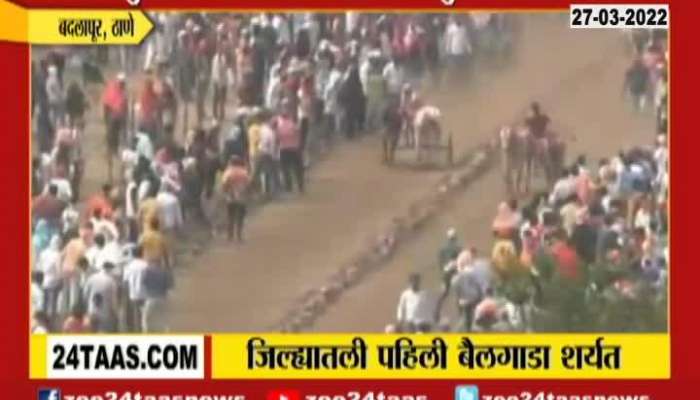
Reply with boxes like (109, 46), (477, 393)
(455, 385), (479, 400)
(38, 388), (61, 400)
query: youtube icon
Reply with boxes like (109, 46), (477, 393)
(266, 389), (301, 400)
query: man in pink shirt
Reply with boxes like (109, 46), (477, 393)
(274, 103), (305, 194)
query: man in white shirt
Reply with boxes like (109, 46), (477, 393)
(324, 64), (344, 136)
(272, 15), (290, 46)
(123, 246), (148, 332)
(382, 56), (404, 101)
(37, 235), (62, 318)
(396, 274), (434, 332)
(156, 183), (183, 234)
(303, 14), (320, 49)
(359, 54), (372, 95)
(91, 209), (119, 243)
(265, 65), (283, 112)
(548, 168), (577, 206)
(314, 43), (332, 97)
(136, 132), (155, 160)
(253, 121), (279, 197)
(211, 46), (229, 120)
(470, 12), (492, 31)
(61, 203), (80, 236)
(48, 176), (73, 204)
(83, 261), (119, 332)
(345, 11), (359, 35)
(87, 233), (120, 275)
(653, 136), (668, 179)
(444, 17), (472, 75)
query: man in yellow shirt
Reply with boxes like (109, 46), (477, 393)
(139, 218), (170, 269)
(247, 110), (263, 163)
(61, 223), (93, 313)
(491, 238), (517, 276)
(138, 194), (160, 233)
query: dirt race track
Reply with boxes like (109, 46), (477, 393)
(62, 14), (655, 332)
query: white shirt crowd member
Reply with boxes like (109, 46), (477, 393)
(383, 61), (404, 96)
(258, 123), (277, 156)
(123, 257), (149, 302)
(83, 268), (118, 316)
(470, 12), (492, 30)
(211, 51), (229, 88)
(549, 174), (576, 205)
(37, 236), (62, 291)
(444, 21), (471, 57)
(396, 288), (434, 328)
(323, 68), (343, 116)
(156, 189), (183, 232)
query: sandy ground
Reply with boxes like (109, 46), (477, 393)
(313, 17), (655, 332)
(35, 14), (655, 332)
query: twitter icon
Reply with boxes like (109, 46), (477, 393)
(455, 385), (479, 400)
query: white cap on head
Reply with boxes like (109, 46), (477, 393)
(116, 72), (127, 81)
(447, 228), (457, 238)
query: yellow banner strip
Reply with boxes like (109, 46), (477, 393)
(0, 0), (153, 44)
(213, 334), (670, 380)
(0, 0), (28, 43)
(30, 334), (47, 379)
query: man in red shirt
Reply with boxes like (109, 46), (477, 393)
(32, 184), (66, 228)
(85, 183), (115, 221)
(550, 232), (582, 281)
(102, 75), (128, 182)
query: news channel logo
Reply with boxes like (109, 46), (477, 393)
(455, 385), (479, 400)
(38, 388), (61, 400)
